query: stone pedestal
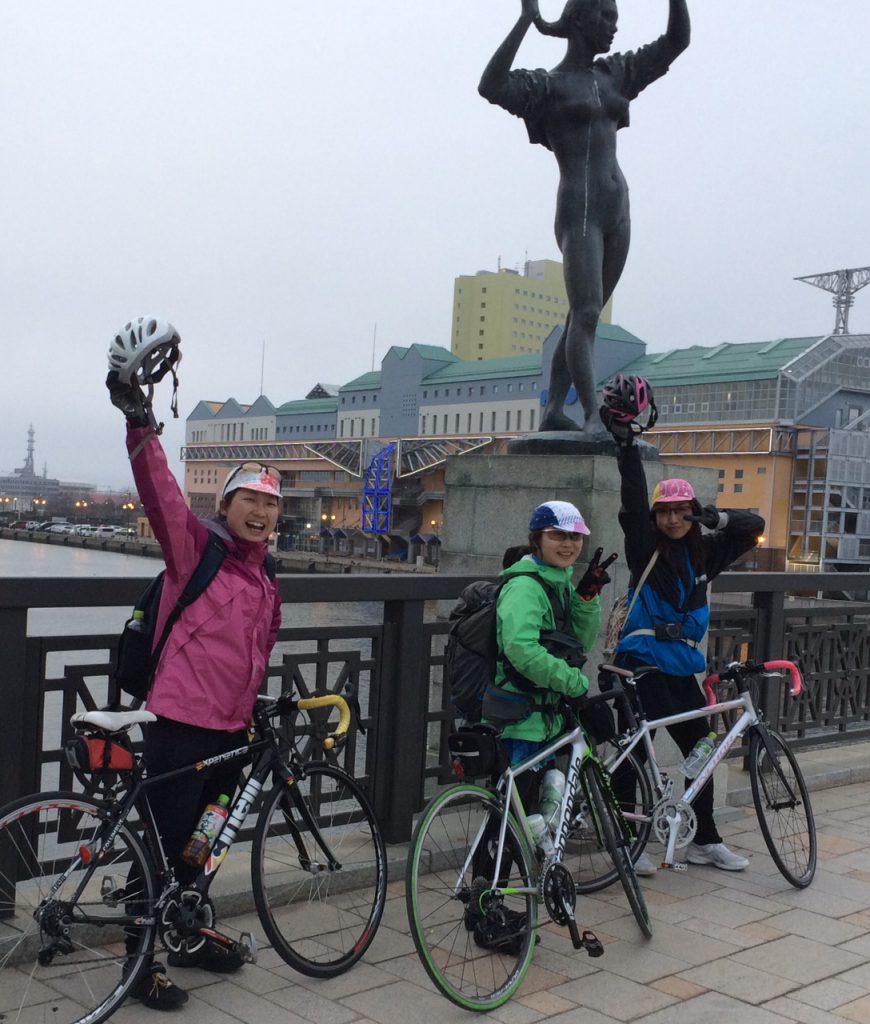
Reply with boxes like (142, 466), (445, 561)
(441, 450), (728, 811)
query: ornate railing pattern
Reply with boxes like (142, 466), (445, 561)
(1, 572), (869, 842)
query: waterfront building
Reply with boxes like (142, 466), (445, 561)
(0, 425), (94, 519)
(631, 333), (870, 572)
(182, 324), (643, 558)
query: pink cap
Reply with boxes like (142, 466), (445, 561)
(222, 464), (282, 500)
(651, 478), (695, 506)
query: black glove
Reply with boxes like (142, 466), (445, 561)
(600, 405), (635, 447)
(106, 371), (150, 428)
(688, 504), (727, 531)
(576, 547), (617, 599)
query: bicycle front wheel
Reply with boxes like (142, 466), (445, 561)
(582, 761), (652, 938)
(252, 762), (386, 977)
(406, 783), (537, 1012)
(572, 745), (654, 894)
(0, 791), (157, 1024)
(749, 727), (817, 888)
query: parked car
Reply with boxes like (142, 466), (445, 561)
(9, 521), (28, 530)
(46, 523), (71, 534)
(95, 526), (116, 538)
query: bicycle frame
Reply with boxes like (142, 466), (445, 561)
(481, 722), (592, 895)
(80, 696), (347, 939)
(602, 688), (758, 867)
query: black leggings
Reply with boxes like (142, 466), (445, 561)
(125, 718), (248, 957)
(142, 717), (249, 883)
(612, 670), (722, 847)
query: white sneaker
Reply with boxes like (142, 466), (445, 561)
(686, 842), (749, 871)
(634, 851), (657, 877)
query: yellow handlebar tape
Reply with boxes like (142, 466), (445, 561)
(296, 695), (351, 750)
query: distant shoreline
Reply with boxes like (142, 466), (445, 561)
(0, 527), (435, 576)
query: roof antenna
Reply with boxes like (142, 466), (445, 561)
(371, 323), (378, 372)
(259, 339), (266, 395)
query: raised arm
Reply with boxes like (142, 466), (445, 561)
(664, 0), (691, 60)
(478, 0), (539, 103)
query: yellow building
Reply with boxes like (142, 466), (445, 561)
(451, 258), (612, 361)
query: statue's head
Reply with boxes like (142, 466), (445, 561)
(537, 0), (618, 53)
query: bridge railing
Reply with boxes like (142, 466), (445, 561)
(1, 572), (868, 843)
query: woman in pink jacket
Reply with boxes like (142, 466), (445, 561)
(107, 318), (282, 1008)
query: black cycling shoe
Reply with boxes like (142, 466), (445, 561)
(128, 962), (189, 1011)
(472, 910), (537, 956)
(167, 942), (244, 973)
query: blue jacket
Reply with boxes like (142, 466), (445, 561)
(615, 445), (764, 676)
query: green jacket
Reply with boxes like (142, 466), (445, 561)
(491, 556), (600, 742)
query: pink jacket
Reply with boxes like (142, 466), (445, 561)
(127, 427), (282, 731)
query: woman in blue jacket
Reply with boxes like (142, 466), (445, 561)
(610, 440), (764, 872)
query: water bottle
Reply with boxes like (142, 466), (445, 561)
(127, 609), (146, 632)
(180, 795), (230, 867)
(680, 732), (718, 779)
(528, 813), (556, 862)
(539, 768), (566, 831)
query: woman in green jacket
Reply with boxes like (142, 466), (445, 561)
(471, 500), (609, 954)
(483, 500), (608, 774)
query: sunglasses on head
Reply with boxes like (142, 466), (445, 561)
(224, 462), (282, 487)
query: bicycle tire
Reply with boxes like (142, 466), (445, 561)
(406, 783), (537, 1012)
(749, 727), (817, 888)
(572, 744), (654, 894)
(582, 761), (652, 938)
(0, 790), (157, 1024)
(252, 762), (386, 977)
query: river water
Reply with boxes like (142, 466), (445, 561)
(0, 538), (382, 636)
(2, 538), (394, 784)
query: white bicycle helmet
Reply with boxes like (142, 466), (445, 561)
(107, 316), (181, 387)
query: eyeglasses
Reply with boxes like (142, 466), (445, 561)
(541, 529), (584, 543)
(224, 462), (281, 487)
(654, 504), (693, 517)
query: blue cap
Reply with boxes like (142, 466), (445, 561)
(528, 501), (590, 535)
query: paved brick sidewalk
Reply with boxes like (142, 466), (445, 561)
(116, 743), (870, 1024)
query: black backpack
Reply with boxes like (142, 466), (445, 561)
(112, 534), (276, 704)
(445, 572), (574, 722)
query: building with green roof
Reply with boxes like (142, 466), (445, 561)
(631, 332), (870, 573)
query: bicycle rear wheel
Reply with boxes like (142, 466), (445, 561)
(749, 727), (816, 888)
(582, 761), (652, 937)
(252, 762), (386, 977)
(0, 791), (156, 1024)
(406, 784), (537, 1012)
(571, 745), (654, 893)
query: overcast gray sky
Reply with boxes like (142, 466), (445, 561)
(2, 1), (868, 490)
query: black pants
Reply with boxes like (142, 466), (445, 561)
(612, 669), (722, 847)
(471, 767), (542, 890)
(126, 718), (248, 957)
(142, 717), (249, 884)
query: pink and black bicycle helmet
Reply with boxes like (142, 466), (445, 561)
(600, 374), (658, 430)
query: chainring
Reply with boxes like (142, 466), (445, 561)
(652, 800), (697, 849)
(159, 888), (214, 954)
(541, 862), (576, 926)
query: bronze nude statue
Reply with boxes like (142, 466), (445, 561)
(479, 0), (690, 434)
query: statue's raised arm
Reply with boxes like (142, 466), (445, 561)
(479, 1), (690, 437)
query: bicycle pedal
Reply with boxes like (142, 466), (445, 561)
(661, 861), (688, 873)
(580, 930), (604, 958)
(100, 875), (124, 907)
(236, 932), (257, 964)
